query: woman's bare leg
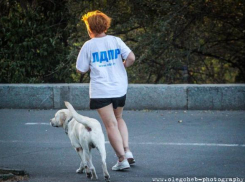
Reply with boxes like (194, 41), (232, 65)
(113, 107), (130, 152)
(97, 104), (125, 162)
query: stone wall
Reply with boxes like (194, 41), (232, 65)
(0, 84), (244, 110)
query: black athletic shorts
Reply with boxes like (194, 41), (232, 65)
(90, 94), (126, 110)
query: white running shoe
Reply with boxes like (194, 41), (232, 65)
(112, 159), (130, 171)
(125, 151), (135, 164)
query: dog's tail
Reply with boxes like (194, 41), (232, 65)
(64, 101), (94, 129)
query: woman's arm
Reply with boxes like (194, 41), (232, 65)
(124, 52), (135, 68)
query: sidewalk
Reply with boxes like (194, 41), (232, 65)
(0, 109), (244, 182)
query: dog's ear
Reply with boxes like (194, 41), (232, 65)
(59, 112), (67, 124)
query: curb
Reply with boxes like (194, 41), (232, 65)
(0, 168), (28, 181)
(0, 84), (244, 110)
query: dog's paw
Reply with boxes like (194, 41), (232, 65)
(76, 168), (84, 174)
(104, 175), (110, 182)
(86, 172), (92, 178)
(91, 174), (98, 181)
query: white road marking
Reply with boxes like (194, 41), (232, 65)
(0, 140), (245, 147)
(98, 141), (245, 147)
(25, 123), (50, 125)
(17, 125), (245, 148)
(0, 140), (70, 144)
(131, 142), (245, 147)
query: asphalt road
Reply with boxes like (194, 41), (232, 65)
(0, 109), (245, 182)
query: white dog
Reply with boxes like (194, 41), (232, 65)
(50, 101), (110, 181)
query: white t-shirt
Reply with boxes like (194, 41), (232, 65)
(76, 35), (132, 98)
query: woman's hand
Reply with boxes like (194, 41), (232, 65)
(124, 52), (135, 68)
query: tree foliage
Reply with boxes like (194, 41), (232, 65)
(0, 0), (71, 83)
(1, 0), (244, 83)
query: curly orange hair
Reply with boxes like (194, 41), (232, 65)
(82, 10), (111, 34)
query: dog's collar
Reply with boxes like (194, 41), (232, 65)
(67, 117), (73, 123)
(65, 117), (73, 135)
